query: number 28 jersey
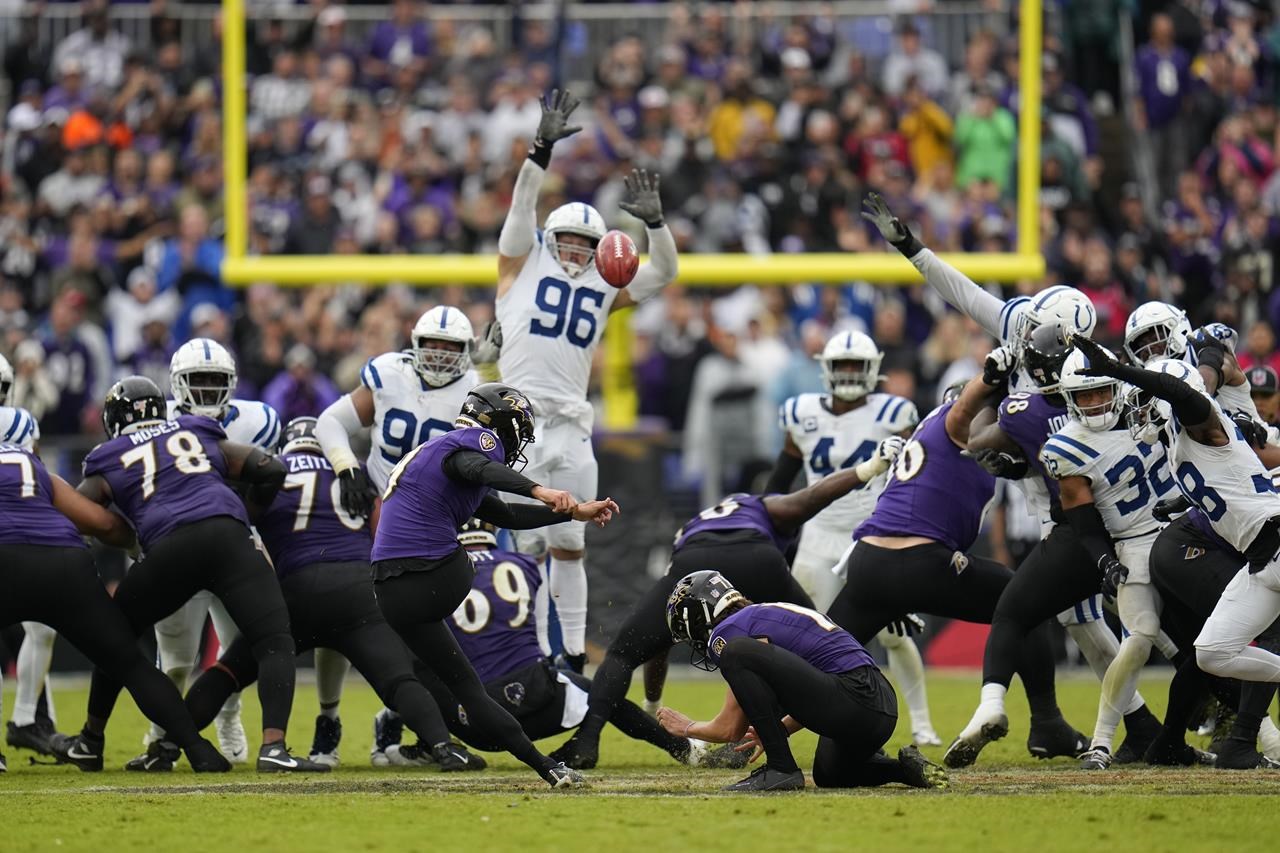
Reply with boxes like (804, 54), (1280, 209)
(360, 351), (477, 491)
(82, 416), (248, 551)
(779, 392), (918, 537)
(497, 233), (621, 420)
(450, 548), (544, 684)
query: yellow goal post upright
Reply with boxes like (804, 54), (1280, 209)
(220, 0), (1044, 422)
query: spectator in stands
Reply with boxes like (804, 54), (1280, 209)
(51, 2), (130, 91)
(38, 289), (98, 436)
(881, 21), (948, 99)
(365, 0), (432, 88)
(708, 59), (776, 161)
(36, 144), (105, 220)
(954, 85), (1015, 193)
(899, 78), (954, 180)
(1135, 13), (1192, 201)
(262, 343), (340, 423)
(1239, 321), (1280, 374)
(1247, 365), (1280, 426)
(156, 205), (228, 340)
(8, 338), (59, 424)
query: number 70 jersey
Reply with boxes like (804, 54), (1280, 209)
(496, 235), (620, 417)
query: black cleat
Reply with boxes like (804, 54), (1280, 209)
(898, 745), (948, 789)
(1027, 717), (1088, 760)
(432, 742), (486, 772)
(549, 733), (598, 770)
(50, 729), (105, 772)
(1213, 736), (1280, 770)
(6, 721), (56, 756)
(723, 765), (806, 792)
(186, 738), (232, 773)
(1114, 708), (1162, 765)
(545, 761), (586, 789)
(943, 713), (1008, 769)
(309, 714), (342, 768)
(1144, 733), (1216, 766)
(257, 742), (332, 773)
(554, 653), (587, 674)
(125, 740), (179, 772)
(371, 709), (403, 767)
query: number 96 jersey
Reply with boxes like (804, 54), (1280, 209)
(779, 392), (918, 540)
(450, 548), (544, 684)
(360, 351), (477, 491)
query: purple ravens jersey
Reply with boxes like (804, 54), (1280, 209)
(82, 415), (248, 551)
(0, 443), (86, 548)
(708, 603), (876, 673)
(997, 392), (1070, 500)
(1187, 507), (1242, 558)
(371, 427), (507, 562)
(855, 402), (996, 552)
(673, 493), (792, 554)
(256, 452), (371, 578)
(449, 548), (544, 684)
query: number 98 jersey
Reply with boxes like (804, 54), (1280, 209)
(779, 392), (918, 538)
(1039, 422), (1174, 539)
(450, 548), (544, 684)
(360, 351), (477, 491)
(497, 234), (621, 421)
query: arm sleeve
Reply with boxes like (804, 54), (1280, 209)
(317, 394), (364, 474)
(907, 248), (1009, 339)
(474, 493), (566, 529)
(764, 450), (803, 495)
(443, 449), (539, 498)
(1101, 362), (1215, 425)
(1063, 503), (1117, 566)
(497, 159), (546, 258)
(626, 224), (679, 303)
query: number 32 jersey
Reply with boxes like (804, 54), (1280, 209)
(497, 233), (620, 421)
(779, 392), (918, 538)
(360, 351), (477, 491)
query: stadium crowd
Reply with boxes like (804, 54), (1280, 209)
(3, 0), (1280, 467)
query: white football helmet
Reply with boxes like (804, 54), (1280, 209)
(1125, 357), (1205, 442)
(816, 330), (884, 401)
(170, 338), (237, 419)
(544, 202), (607, 277)
(1060, 349), (1123, 431)
(1014, 286), (1097, 354)
(0, 353), (12, 405)
(1123, 302), (1192, 365)
(411, 306), (474, 387)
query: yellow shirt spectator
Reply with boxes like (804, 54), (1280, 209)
(899, 89), (954, 178)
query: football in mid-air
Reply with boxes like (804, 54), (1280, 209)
(595, 230), (639, 288)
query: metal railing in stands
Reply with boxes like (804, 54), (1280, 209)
(0, 1), (1002, 107)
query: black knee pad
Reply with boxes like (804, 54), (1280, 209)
(251, 632), (296, 661)
(380, 673), (418, 708)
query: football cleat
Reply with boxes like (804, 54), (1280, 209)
(546, 761), (587, 789)
(371, 708), (403, 767)
(723, 765), (805, 792)
(943, 712), (1008, 769)
(554, 652), (586, 675)
(898, 745), (948, 789)
(1259, 719), (1280, 762)
(126, 740), (180, 772)
(385, 742), (434, 767)
(1078, 747), (1113, 770)
(1113, 709), (1162, 764)
(1027, 717), (1088, 760)
(686, 738), (751, 770)
(913, 728), (944, 748)
(50, 729), (105, 772)
(216, 711), (249, 765)
(548, 733), (598, 770)
(1213, 737), (1280, 770)
(6, 721), (56, 756)
(186, 738), (232, 773)
(309, 714), (342, 768)
(1144, 734), (1216, 766)
(0, 750), (6, 773)
(431, 742), (486, 772)
(257, 742), (332, 773)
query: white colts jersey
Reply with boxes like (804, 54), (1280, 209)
(780, 392), (919, 537)
(1215, 379), (1262, 423)
(1040, 422), (1176, 539)
(0, 406), (39, 449)
(166, 399), (282, 452)
(497, 235), (620, 424)
(1169, 400), (1280, 553)
(360, 351), (477, 491)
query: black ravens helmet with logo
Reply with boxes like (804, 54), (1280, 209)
(102, 375), (167, 438)
(280, 416), (322, 455)
(456, 382), (536, 468)
(666, 571), (745, 671)
(1023, 322), (1073, 395)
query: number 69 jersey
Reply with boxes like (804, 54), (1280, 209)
(450, 547), (544, 684)
(497, 233), (621, 421)
(1039, 423), (1175, 539)
(254, 451), (371, 579)
(360, 351), (477, 491)
(82, 415), (249, 551)
(779, 392), (918, 538)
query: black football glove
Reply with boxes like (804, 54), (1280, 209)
(886, 613), (926, 637)
(1232, 412), (1269, 449)
(964, 447), (1029, 479)
(1098, 554), (1128, 598)
(1188, 327), (1227, 388)
(1152, 493), (1192, 523)
(535, 88), (582, 147)
(338, 468), (378, 519)
(860, 192), (924, 257)
(1071, 334), (1122, 378)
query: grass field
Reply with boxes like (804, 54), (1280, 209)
(2, 669), (1276, 852)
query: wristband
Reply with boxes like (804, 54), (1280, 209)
(645, 218), (665, 229)
(853, 455), (890, 482)
(328, 447), (360, 475)
(528, 141), (552, 169)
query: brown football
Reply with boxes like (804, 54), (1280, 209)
(595, 230), (639, 288)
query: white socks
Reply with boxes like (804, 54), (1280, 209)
(877, 628), (934, 737)
(314, 649), (351, 712)
(1092, 636), (1153, 751)
(13, 622), (57, 727)
(550, 556), (587, 657)
(960, 682), (1008, 740)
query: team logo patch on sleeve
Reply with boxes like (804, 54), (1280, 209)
(711, 636), (727, 657)
(479, 432), (497, 452)
(503, 682), (526, 707)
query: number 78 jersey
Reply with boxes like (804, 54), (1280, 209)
(780, 392), (918, 536)
(1039, 422), (1175, 539)
(497, 235), (621, 418)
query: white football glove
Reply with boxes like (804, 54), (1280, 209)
(854, 436), (905, 481)
(472, 320), (503, 366)
(983, 345), (1018, 386)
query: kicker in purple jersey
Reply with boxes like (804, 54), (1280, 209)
(371, 427), (507, 563)
(450, 548), (545, 684)
(997, 392), (1070, 499)
(854, 402), (996, 552)
(708, 603), (876, 673)
(0, 443), (86, 548)
(82, 415), (249, 551)
(672, 493), (793, 553)
(255, 452), (372, 578)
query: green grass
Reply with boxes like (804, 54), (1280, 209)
(2, 670), (1276, 852)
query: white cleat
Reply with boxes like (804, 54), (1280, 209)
(216, 712), (249, 765)
(1259, 718), (1280, 763)
(913, 728), (943, 748)
(943, 711), (1009, 769)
